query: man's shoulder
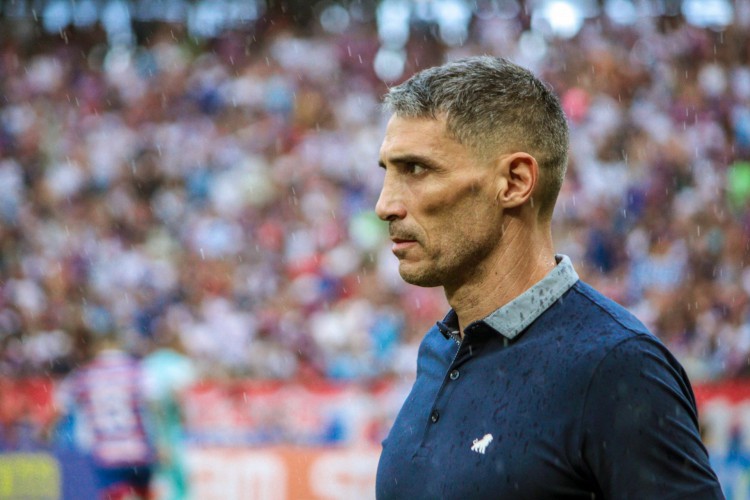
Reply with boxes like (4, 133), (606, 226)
(563, 280), (652, 338)
(532, 281), (690, 402)
(545, 280), (673, 365)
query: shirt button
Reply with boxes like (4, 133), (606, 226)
(449, 369), (460, 380)
(430, 410), (440, 423)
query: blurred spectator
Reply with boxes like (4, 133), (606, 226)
(142, 333), (198, 500)
(55, 332), (155, 499)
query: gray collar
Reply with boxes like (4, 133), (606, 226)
(483, 254), (579, 339)
(437, 254), (579, 341)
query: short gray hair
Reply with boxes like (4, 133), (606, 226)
(383, 56), (569, 219)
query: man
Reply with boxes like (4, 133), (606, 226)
(142, 334), (198, 500)
(56, 332), (155, 499)
(374, 56), (723, 499)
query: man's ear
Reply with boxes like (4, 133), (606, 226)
(494, 152), (538, 209)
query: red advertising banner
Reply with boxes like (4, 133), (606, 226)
(0, 377), (56, 431)
(181, 379), (407, 446)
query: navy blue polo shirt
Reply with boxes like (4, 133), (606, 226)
(376, 256), (723, 499)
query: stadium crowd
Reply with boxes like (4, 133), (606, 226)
(1, 4), (750, 394)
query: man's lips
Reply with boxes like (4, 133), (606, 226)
(391, 238), (417, 252)
(389, 224), (419, 252)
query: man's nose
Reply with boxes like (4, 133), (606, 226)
(375, 173), (407, 222)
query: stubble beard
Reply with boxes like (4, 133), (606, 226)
(391, 212), (501, 289)
(397, 237), (496, 290)
(398, 261), (444, 288)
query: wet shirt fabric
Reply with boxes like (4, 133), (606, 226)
(376, 255), (723, 500)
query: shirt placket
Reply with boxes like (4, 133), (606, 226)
(413, 325), (479, 459)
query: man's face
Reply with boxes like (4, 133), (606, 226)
(376, 115), (506, 289)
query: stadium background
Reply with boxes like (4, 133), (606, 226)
(1, 0), (750, 497)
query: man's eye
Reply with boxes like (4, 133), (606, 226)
(408, 163), (427, 174)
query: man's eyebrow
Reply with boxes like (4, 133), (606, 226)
(380, 154), (438, 168)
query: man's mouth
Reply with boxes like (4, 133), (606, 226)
(390, 237), (418, 252)
(389, 224), (420, 253)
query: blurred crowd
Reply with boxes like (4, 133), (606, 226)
(1, 5), (750, 392)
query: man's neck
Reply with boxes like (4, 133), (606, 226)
(445, 219), (556, 338)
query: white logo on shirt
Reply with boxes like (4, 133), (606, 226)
(471, 433), (493, 454)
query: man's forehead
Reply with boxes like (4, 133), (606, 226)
(379, 115), (455, 159)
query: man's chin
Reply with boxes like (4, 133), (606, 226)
(398, 264), (443, 288)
